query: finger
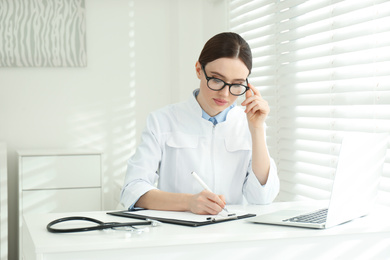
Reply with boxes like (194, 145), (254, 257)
(204, 203), (222, 215)
(242, 83), (261, 106)
(243, 94), (262, 111)
(218, 195), (226, 205)
(242, 90), (253, 106)
(200, 191), (226, 214)
(191, 192), (220, 215)
(205, 191), (225, 209)
(248, 83), (261, 96)
(197, 207), (219, 215)
(245, 101), (259, 114)
(245, 85), (253, 99)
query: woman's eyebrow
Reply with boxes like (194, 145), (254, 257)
(209, 70), (246, 82)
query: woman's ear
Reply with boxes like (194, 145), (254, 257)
(195, 61), (202, 79)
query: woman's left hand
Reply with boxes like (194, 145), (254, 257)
(241, 83), (270, 130)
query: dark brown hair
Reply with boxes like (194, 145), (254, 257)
(198, 32), (252, 74)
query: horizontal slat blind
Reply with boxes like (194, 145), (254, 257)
(229, 0), (390, 206)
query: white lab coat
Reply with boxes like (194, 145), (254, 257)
(120, 91), (280, 209)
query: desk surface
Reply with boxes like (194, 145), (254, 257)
(23, 201), (390, 260)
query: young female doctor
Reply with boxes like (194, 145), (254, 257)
(120, 32), (279, 215)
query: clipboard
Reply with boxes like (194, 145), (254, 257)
(107, 209), (256, 227)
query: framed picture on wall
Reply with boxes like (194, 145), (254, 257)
(0, 0), (87, 67)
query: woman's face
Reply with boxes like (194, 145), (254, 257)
(195, 57), (249, 117)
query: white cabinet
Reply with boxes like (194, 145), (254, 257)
(18, 150), (102, 259)
(0, 143), (8, 260)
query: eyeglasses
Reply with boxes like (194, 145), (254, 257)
(202, 65), (249, 96)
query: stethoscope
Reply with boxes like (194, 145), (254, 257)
(47, 216), (155, 233)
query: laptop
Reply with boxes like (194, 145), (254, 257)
(251, 132), (388, 229)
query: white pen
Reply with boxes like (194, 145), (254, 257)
(191, 171), (230, 214)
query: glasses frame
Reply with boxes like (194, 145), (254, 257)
(202, 65), (250, 96)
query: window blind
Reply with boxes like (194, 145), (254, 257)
(229, 0), (390, 206)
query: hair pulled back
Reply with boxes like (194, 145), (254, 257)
(198, 32), (252, 74)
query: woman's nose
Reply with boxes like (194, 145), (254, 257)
(219, 85), (230, 96)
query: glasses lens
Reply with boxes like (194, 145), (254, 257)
(207, 78), (225, 90)
(230, 85), (247, 96)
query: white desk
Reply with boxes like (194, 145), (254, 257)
(23, 201), (390, 260)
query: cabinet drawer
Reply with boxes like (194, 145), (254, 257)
(21, 155), (101, 190)
(22, 188), (102, 214)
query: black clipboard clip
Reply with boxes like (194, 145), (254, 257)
(207, 213), (238, 222)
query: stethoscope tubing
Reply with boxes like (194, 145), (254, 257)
(47, 216), (152, 233)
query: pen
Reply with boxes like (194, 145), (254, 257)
(191, 171), (230, 214)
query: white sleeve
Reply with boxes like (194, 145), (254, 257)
(243, 157), (280, 204)
(120, 113), (161, 210)
(242, 122), (280, 204)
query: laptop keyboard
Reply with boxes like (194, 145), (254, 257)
(283, 208), (328, 224)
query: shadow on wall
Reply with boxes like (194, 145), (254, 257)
(66, 1), (137, 209)
(66, 95), (137, 209)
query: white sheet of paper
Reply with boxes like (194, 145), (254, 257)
(123, 209), (246, 222)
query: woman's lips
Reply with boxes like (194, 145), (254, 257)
(213, 98), (228, 106)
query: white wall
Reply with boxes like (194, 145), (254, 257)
(0, 0), (227, 258)
(134, 0), (228, 134)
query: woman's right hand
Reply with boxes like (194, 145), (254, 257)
(188, 190), (226, 215)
